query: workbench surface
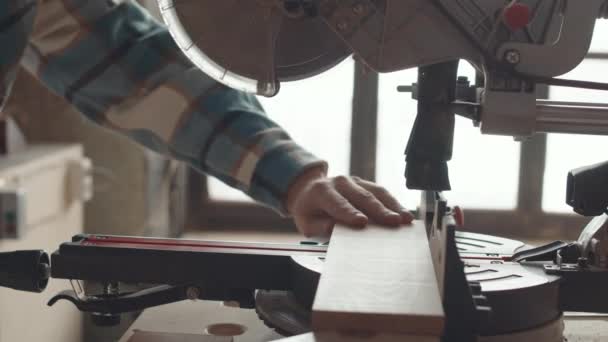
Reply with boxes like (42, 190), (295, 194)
(118, 300), (608, 342)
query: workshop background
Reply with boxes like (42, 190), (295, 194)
(1, 1), (608, 341)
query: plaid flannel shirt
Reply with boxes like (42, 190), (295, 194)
(1, 0), (327, 213)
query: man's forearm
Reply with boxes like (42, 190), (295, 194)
(22, 0), (326, 213)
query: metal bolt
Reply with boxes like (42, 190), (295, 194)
(186, 286), (200, 300)
(504, 50), (521, 64)
(353, 3), (365, 14)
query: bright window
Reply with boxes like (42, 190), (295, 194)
(544, 58), (608, 212)
(376, 62), (521, 210)
(590, 20), (608, 53)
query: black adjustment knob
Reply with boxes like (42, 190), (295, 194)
(0, 250), (50, 293)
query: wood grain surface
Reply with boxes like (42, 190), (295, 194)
(311, 221), (444, 336)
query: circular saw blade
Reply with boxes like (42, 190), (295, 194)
(164, 0), (350, 95)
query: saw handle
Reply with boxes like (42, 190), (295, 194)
(0, 250), (50, 293)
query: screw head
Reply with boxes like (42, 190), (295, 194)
(504, 50), (521, 64)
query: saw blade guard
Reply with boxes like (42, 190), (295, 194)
(158, 0), (276, 96)
(157, 0), (351, 97)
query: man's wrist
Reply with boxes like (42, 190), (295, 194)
(286, 165), (328, 215)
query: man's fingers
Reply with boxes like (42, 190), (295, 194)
(334, 177), (401, 226)
(353, 177), (414, 223)
(289, 174), (413, 236)
(320, 186), (368, 227)
(354, 177), (402, 211)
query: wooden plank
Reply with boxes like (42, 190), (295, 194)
(273, 332), (439, 342)
(311, 221), (444, 336)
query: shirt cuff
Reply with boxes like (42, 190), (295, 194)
(247, 142), (328, 216)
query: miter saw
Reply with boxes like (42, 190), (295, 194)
(153, 0), (608, 340)
(3, 0), (608, 341)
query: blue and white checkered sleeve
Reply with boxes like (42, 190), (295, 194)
(22, 0), (327, 213)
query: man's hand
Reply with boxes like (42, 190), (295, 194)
(286, 167), (414, 237)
